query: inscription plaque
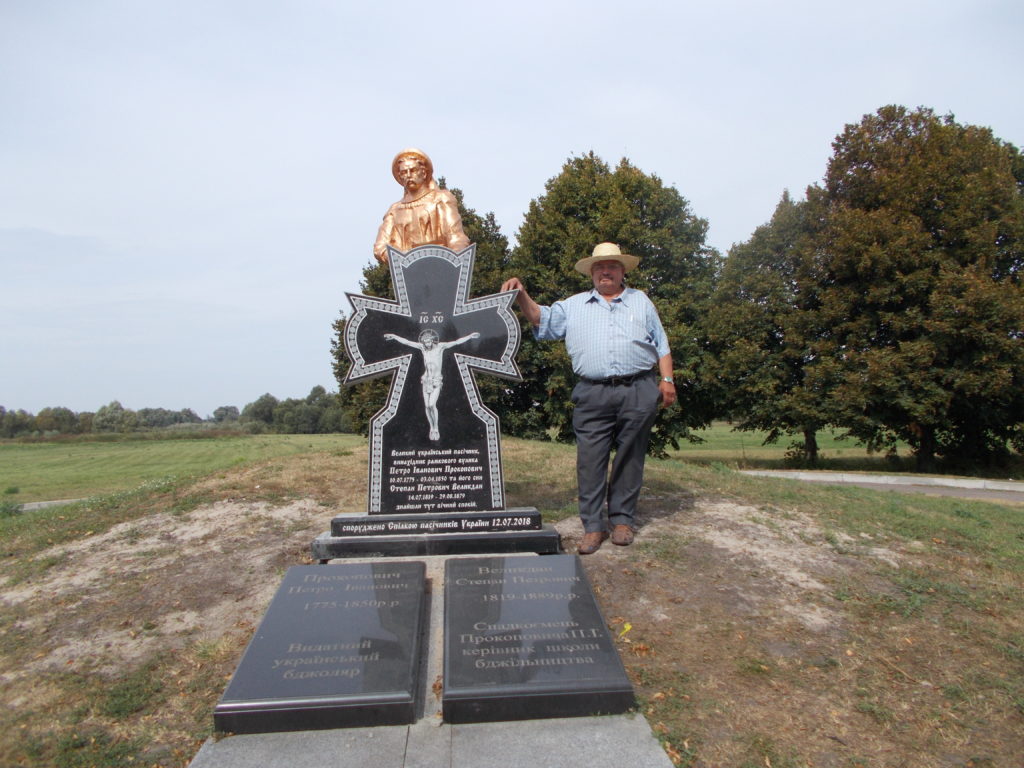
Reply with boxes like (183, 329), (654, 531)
(442, 555), (635, 723)
(330, 508), (541, 537)
(214, 562), (425, 733)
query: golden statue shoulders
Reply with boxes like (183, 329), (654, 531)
(373, 149), (469, 264)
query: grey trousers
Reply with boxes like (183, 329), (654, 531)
(571, 376), (661, 533)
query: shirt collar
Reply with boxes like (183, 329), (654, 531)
(586, 286), (634, 304)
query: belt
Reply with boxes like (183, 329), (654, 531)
(578, 370), (655, 386)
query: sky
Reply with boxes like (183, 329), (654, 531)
(2, 0), (1021, 418)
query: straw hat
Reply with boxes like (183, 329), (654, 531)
(574, 242), (640, 276)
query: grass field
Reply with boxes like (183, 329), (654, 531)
(4, 423), (1015, 507)
(673, 422), (1024, 478)
(0, 433), (365, 503)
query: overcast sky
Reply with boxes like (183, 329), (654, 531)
(2, 0), (1021, 418)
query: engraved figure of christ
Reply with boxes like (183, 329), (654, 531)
(382, 329), (480, 441)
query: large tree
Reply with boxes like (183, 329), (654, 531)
(507, 153), (720, 454)
(703, 191), (829, 463)
(812, 106), (1024, 470)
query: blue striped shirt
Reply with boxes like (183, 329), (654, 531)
(534, 287), (670, 379)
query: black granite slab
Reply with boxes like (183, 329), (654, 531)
(214, 562), (425, 733)
(442, 555), (635, 723)
(311, 524), (560, 561)
(330, 508), (541, 537)
(342, 245), (521, 515)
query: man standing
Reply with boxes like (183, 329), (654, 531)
(501, 243), (676, 554)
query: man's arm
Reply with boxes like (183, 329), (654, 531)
(657, 352), (676, 408)
(500, 277), (542, 327)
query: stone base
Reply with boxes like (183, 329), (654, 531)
(311, 525), (561, 561)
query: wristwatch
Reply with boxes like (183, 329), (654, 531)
(660, 377), (674, 383)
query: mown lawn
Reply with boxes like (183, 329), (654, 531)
(0, 433), (364, 503)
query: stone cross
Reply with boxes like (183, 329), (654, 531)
(343, 244), (521, 514)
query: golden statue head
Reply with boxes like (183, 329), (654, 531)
(392, 148), (434, 186)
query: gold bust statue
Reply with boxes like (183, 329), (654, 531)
(373, 148), (470, 264)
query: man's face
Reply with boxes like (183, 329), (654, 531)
(591, 260), (625, 295)
(397, 158), (427, 193)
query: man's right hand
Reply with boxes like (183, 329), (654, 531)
(500, 277), (541, 327)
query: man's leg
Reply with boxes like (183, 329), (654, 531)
(571, 381), (616, 533)
(607, 377), (660, 530)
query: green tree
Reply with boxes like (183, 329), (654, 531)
(317, 401), (352, 433)
(78, 412), (94, 433)
(704, 191), (829, 463)
(212, 405), (240, 422)
(812, 105), (1024, 470)
(240, 393), (279, 428)
(93, 401), (138, 433)
(35, 406), (80, 434)
(272, 398), (319, 434)
(0, 407), (35, 438)
(506, 153), (720, 453)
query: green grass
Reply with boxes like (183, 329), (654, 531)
(98, 657), (166, 718)
(673, 422), (1024, 478)
(672, 423), (899, 466)
(0, 433), (364, 502)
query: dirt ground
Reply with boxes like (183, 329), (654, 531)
(2, 488), (1022, 767)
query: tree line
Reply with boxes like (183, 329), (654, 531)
(0, 386), (351, 438)
(333, 105), (1024, 472)
(8, 105), (1020, 472)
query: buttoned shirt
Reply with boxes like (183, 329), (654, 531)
(534, 287), (671, 379)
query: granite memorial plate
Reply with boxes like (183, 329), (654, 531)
(215, 562), (425, 733)
(442, 555), (635, 723)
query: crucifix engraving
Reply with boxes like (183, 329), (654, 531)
(382, 329), (480, 441)
(343, 244), (521, 514)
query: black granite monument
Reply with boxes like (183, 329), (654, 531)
(214, 562), (426, 733)
(311, 244), (560, 559)
(442, 555), (635, 723)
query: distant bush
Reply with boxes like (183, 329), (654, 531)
(0, 499), (22, 518)
(1, 385), (353, 440)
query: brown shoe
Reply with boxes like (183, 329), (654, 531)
(578, 531), (609, 555)
(611, 525), (635, 546)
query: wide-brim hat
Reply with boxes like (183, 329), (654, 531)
(392, 148), (433, 184)
(574, 242), (640, 276)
